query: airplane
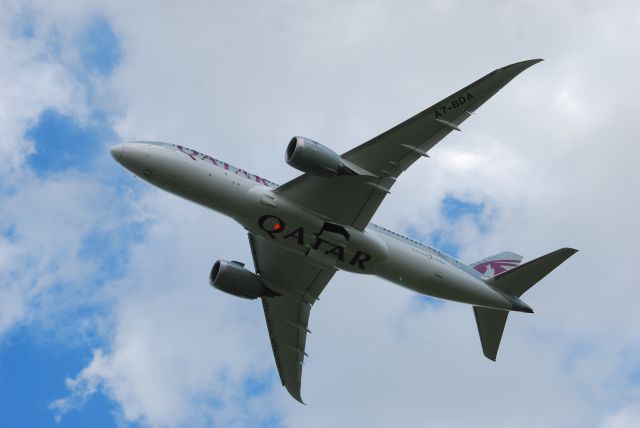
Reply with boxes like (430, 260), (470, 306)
(111, 59), (577, 403)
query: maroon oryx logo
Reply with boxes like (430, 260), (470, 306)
(473, 259), (520, 276)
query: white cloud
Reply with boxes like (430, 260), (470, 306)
(49, 349), (107, 422)
(0, 0), (110, 335)
(0, 12), (87, 182)
(0, 170), (136, 337)
(601, 403), (640, 428)
(51, 194), (284, 427)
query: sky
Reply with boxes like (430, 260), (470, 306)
(0, 0), (639, 427)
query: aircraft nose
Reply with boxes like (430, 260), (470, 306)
(110, 143), (125, 162)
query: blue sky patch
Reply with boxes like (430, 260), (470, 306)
(413, 295), (445, 309)
(427, 229), (460, 258)
(243, 372), (275, 398)
(441, 195), (484, 222)
(79, 218), (150, 282)
(403, 195), (488, 261)
(2, 15), (143, 427)
(9, 5), (36, 39)
(1, 225), (17, 243)
(405, 226), (460, 259)
(629, 368), (640, 384)
(0, 330), (116, 428)
(403, 196), (487, 308)
(241, 373), (284, 426)
(404, 195), (492, 259)
(25, 14), (121, 176)
(26, 110), (106, 175)
(81, 16), (121, 76)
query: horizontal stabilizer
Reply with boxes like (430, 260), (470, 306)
(473, 307), (509, 361)
(488, 248), (578, 297)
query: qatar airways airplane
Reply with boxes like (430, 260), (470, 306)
(111, 59), (576, 403)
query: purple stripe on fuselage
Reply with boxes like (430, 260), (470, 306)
(176, 145), (279, 188)
(149, 141), (279, 188)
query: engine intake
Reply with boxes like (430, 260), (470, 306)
(209, 260), (278, 299)
(285, 136), (357, 176)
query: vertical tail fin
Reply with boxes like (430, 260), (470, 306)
(470, 251), (523, 278)
(473, 248), (578, 360)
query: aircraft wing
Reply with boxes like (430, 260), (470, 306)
(248, 233), (336, 403)
(275, 59), (542, 230)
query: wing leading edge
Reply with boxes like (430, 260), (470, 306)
(275, 59), (543, 230)
(249, 234), (336, 403)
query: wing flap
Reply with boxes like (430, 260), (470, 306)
(262, 294), (309, 402)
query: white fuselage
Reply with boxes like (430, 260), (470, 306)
(112, 141), (520, 311)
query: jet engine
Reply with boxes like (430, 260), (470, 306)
(209, 260), (278, 299)
(285, 136), (357, 176)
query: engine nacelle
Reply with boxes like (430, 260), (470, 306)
(285, 136), (356, 176)
(209, 260), (277, 299)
